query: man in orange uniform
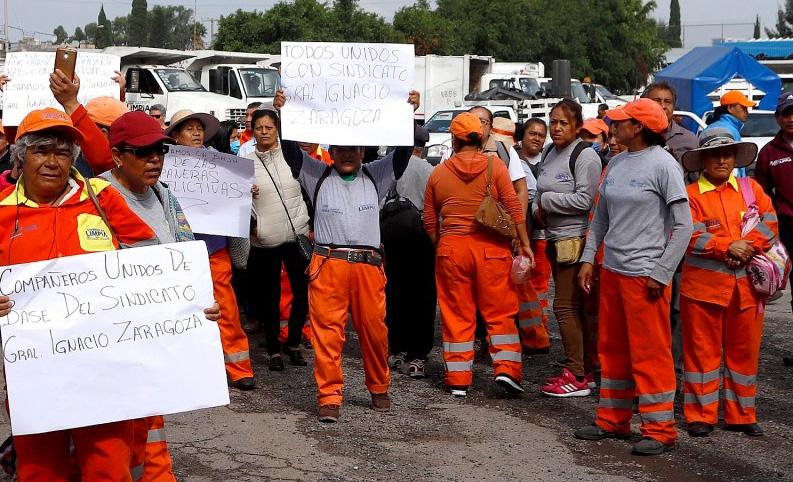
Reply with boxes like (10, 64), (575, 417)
(0, 108), (158, 481)
(680, 129), (777, 438)
(277, 90), (419, 422)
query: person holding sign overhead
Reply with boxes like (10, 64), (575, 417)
(276, 88), (418, 423)
(0, 108), (215, 481)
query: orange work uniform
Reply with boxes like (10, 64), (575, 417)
(131, 417), (175, 482)
(0, 172), (156, 482)
(521, 237), (551, 351)
(681, 175), (777, 425)
(424, 151), (525, 389)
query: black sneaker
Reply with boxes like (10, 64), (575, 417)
(574, 424), (631, 441)
(288, 349), (308, 366)
(686, 422), (714, 437)
(495, 374), (525, 394)
(632, 437), (675, 455)
(231, 377), (256, 391)
(784, 356), (793, 367)
(269, 354), (285, 371)
(724, 423), (764, 437)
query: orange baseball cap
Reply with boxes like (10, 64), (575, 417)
(450, 112), (483, 140)
(15, 108), (84, 143)
(86, 96), (129, 127)
(720, 91), (756, 108)
(606, 98), (669, 134)
(581, 118), (609, 136)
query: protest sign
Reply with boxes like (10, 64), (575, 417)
(0, 241), (228, 436)
(2, 52), (121, 125)
(160, 145), (254, 238)
(280, 42), (415, 146)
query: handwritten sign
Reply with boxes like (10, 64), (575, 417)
(280, 42), (415, 146)
(2, 52), (121, 126)
(0, 241), (229, 436)
(160, 146), (254, 237)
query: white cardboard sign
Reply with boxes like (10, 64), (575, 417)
(0, 241), (229, 436)
(161, 145), (254, 238)
(280, 41), (415, 146)
(2, 52), (121, 125)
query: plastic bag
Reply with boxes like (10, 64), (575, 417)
(510, 255), (532, 284)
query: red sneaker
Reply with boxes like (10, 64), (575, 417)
(541, 370), (592, 398)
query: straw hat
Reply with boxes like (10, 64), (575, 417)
(681, 127), (757, 172)
(164, 110), (220, 140)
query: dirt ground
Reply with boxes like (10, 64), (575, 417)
(165, 289), (793, 482)
(2, 290), (791, 481)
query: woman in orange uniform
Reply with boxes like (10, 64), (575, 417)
(679, 128), (777, 438)
(424, 112), (534, 397)
(574, 99), (692, 456)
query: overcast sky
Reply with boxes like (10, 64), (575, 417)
(4, 0), (784, 50)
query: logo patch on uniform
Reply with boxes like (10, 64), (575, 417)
(85, 228), (110, 240)
(358, 204), (375, 212)
(770, 157), (792, 167)
(77, 213), (115, 252)
(703, 218), (721, 230)
(555, 173), (574, 183)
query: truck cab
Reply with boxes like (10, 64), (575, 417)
(185, 51), (281, 110)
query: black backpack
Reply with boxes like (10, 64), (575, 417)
(380, 184), (425, 245)
(539, 141), (593, 179)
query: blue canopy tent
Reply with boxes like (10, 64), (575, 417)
(655, 46), (781, 118)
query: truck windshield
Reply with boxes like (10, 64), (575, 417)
(156, 69), (205, 92)
(425, 110), (461, 133)
(519, 78), (541, 97)
(240, 68), (280, 98)
(571, 81), (590, 103)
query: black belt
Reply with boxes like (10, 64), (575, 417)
(314, 245), (382, 266)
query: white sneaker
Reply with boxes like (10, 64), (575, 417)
(450, 388), (467, 398)
(388, 352), (407, 370)
(408, 359), (426, 378)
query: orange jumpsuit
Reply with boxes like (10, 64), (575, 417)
(681, 176), (777, 425)
(424, 151), (525, 388)
(522, 237), (552, 351)
(0, 173), (155, 481)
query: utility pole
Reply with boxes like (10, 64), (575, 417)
(203, 17), (217, 47)
(192, 0), (197, 50)
(4, 0), (9, 54)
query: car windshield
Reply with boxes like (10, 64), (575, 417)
(742, 112), (779, 138)
(571, 81), (590, 103)
(424, 110), (462, 133)
(156, 69), (205, 92)
(596, 85), (619, 100)
(240, 68), (280, 98)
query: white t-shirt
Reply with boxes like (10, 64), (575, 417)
(239, 139), (257, 157)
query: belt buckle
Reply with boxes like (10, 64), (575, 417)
(346, 250), (359, 263)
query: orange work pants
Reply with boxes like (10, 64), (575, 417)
(436, 234), (522, 388)
(526, 239), (551, 349)
(681, 292), (763, 425)
(131, 416), (175, 482)
(595, 269), (677, 445)
(278, 264), (311, 344)
(14, 421), (134, 482)
(210, 248), (254, 381)
(516, 282), (548, 350)
(308, 255), (390, 406)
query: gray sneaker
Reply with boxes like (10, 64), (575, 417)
(632, 437), (675, 455)
(408, 359), (426, 378)
(388, 352), (407, 370)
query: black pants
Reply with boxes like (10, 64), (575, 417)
(248, 243), (309, 355)
(780, 223), (793, 314)
(384, 233), (437, 361)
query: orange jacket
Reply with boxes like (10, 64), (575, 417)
(240, 129), (253, 146)
(424, 151), (524, 239)
(681, 175), (778, 309)
(71, 104), (115, 175)
(0, 170), (156, 266)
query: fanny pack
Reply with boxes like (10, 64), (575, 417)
(554, 237), (583, 265)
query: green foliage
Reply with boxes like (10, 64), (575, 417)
(666, 0), (681, 48)
(112, 15), (129, 46)
(213, 0), (398, 53)
(96, 5), (114, 48)
(767, 0), (793, 38)
(754, 15), (761, 39)
(128, 0), (148, 47)
(146, 5), (206, 50)
(53, 25), (68, 45)
(84, 22), (98, 45)
(392, 0), (453, 55)
(72, 26), (86, 43)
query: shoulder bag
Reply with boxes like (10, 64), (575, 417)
(475, 155), (517, 239)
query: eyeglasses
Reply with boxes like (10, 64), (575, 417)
(150, 114), (162, 119)
(118, 144), (168, 158)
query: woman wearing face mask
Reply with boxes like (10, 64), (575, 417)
(580, 118), (609, 162)
(207, 120), (242, 155)
(245, 108), (311, 370)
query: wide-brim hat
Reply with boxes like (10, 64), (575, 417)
(490, 117), (516, 146)
(681, 127), (757, 172)
(164, 110), (220, 140)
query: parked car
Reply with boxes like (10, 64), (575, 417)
(423, 106), (517, 165)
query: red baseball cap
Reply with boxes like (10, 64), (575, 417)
(606, 98), (669, 134)
(16, 108), (84, 143)
(110, 111), (174, 148)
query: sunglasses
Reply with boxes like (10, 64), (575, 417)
(118, 144), (168, 158)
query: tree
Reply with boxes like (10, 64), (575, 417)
(112, 15), (129, 46)
(147, 5), (206, 50)
(393, 0), (453, 55)
(128, 0), (148, 46)
(53, 25), (68, 45)
(96, 5), (114, 48)
(767, 0), (793, 38)
(72, 26), (86, 44)
(666, 0), (681, 48)
(754, 15), (761, 39)
(329, 0), (400, 43)
(84, 22), (98, 46)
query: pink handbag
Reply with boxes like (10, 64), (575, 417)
(738, 177), (791, 298)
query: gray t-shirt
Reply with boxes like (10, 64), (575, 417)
(299, 152), (395, 249)
(532, 139), (602, 241)
(101, 171), (176, 245)
(581, 145), (691, 284)
(393, 155), (434, 210)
